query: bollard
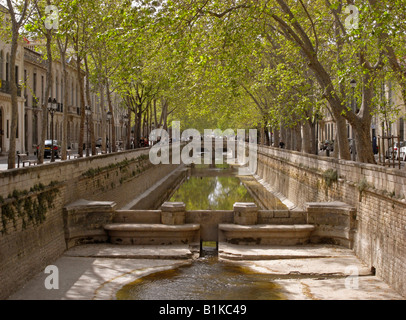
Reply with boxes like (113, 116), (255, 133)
(233, 202), (258, 225)
(161, 202), (186, 225)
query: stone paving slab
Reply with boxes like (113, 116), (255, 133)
(274, 277), (405, 300)
(64, 244), (197, 260)
(8, 244), (405, 300)
(8, 256), (191, 300)
(219, 243), (356, 260)
(219, 243), (372, 276)
(227, 256), (372, 276)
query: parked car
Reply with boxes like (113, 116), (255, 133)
(96, 137), (109, 148)
(400, 145), (406, 161)
(386, 141), (406, 160)
(96, 138), (102, 148)
(37, 140), (61, 158)
(322, 140), (334, 152)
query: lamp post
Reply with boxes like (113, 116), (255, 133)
(85, 106), (92, 157)
(107, 111), (112, 153)
(350, 79), (357, 161)
(123, 114), (129, 150)
(47, 97), (58, 162)
(315, 113), (319, 156)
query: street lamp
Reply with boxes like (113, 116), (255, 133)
(350, 79), (357, 161)
(107, 111), (112, 153)
(123, 114), (129, 150)
(85, 106), (92, 157)
(47, 97), (58, 162)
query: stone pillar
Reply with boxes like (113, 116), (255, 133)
(233, 202), (258, 225)
(161, 202), (186, 225)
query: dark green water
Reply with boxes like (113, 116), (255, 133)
(116, 256), (285, 300)
(169, 176), (256, 210)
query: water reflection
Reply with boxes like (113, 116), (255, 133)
(169, 176), (256, 210)
(116, 256), (285, 300)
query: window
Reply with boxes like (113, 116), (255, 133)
(6, 53), (9, 82)
(400, 118), (405, 141)
(33, 73), (37, 96)
(0, 50), (3, 81)
(15, 65), (19, 85)
(56, 76), (58, 101)
(41, 75), (44, 104)
(24, 69), (27, 97)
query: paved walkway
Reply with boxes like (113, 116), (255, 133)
(8, 243), (404, 300)
(0, 151), (100, 171)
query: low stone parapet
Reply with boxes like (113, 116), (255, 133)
(161, 202), (186, 225)
(219, 224), (315, 245)
(63, 199), (116, 249)
(233, 202), (258, 225)
(104, 223), (200, 245)
(305, 202), (357, 248)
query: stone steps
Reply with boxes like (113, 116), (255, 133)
(104, 223), (200, 245)
(64, 244), (197, 260)
(219, 224), (315, 246)
(218, 243), (353, 261)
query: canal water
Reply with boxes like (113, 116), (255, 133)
(116, 162), (288, 300)
(116, 255), (286, 300)
(167, 163), (286, 210)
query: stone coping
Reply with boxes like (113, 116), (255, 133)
(161, 202), (186, 211)
(104, 223), (200, 232)
(219, 224), (315, 232)
(65, 199), (117, 211)
(258, 145), (406, 177)
(233, 202), (258, 212)
(64, 244), (195, 260)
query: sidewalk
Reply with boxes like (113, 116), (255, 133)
(0, 151), (99, 171)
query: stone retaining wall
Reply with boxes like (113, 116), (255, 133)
(256, 146), (406, 297)
(0, 148), (178, 299)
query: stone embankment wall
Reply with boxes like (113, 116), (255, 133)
(0, 149), (178, 299)
(256, 146), (406, 297)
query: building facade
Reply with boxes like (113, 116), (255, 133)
(0, 39), (125, 156)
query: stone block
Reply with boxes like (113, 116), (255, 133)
(161, 202), (186, 225)
(233, 202), (258, 225)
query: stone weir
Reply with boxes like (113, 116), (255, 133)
(63, 200), (357, 254)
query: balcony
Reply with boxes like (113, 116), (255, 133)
(0, 80), (23, 97)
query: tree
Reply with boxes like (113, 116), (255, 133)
(5, 0), (32, 169)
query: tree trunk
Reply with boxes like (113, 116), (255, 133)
(310, 121), (317, 155)
(84, 55), (96, 156)
(58, 39), (69, 161)
(273, 127), (280, 148)
(302, 122), (312, 153)
(99, 83), (107, 153)
(38, 33), (53, 165)
(126, 109), (131, 149)
(76, 57), (85, 157)
(7, 27), (18, 169)
(294, 125), (302, 151)
(106, 80), (116, 152)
